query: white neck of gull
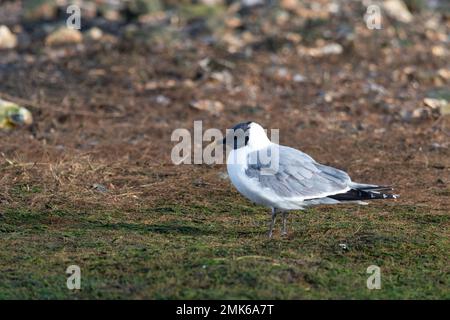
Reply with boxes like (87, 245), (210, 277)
(247, 122), (272, 151)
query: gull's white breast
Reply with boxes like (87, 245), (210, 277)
(226, 146), (305, 210)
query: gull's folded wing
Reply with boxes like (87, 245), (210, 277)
(245, 146), (351, 200)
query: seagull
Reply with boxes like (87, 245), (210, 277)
(217, 121), (398, 238)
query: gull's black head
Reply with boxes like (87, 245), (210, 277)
(231, 121), (252, 133)
(221, 121), (252, 150)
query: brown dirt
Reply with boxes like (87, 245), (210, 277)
(0, 1), (449, 218)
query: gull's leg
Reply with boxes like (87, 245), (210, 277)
(281, 211), (288, 236)
(268, 208), (277, 238)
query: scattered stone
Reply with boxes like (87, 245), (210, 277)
(92, 183), (108, 193)
(430, 142), (448, 151)
(320, 43), (343, 55)
(424, 97), (446, 109)
(275, 67), (289, 79)
(266, 67), (291, 81)
(155, 95), (171, 106)
(210, 70), (233, 88)
(293, 73), (306, 83)
(285, 32), (302, 44)
(365, 82), (386, 95)
(225, 16), (242, 29)
(426, 89), (450, 114)
(437, 69), (450, 80)
(45, 27), (83, 46)
(102, 8), (122, 21)
(144, 79), (177, 90)
(218, 172), (229, 180)
(374, 128), (386, 135)
(298, 42), (343, 57)
(199, 57), (210, 71)
(412, 108), (425, 119)
(0, 99), (33, 130)
(328, 2), (340, 14)
(85, 27), (103, 41)
(383, 0), (413, 23)
(210, 70), (232, 81)
(221, 32), (246, 53)
(266, 67), (306, 83)
(323, 92), (335, 103)
(431, 46), (448, 57)
(0, 25), (17, 49)
(411, 107), (433, 121)
(190, 100), (224, 114)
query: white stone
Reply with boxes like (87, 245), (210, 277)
(0, 25), (17, 49)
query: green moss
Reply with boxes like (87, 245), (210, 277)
(0, 203), (448, 299)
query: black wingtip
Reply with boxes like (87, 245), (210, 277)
(329, 188), (399, 201)
(355, 185), (393, 192)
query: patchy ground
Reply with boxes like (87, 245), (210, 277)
(0, 0), (449, 299)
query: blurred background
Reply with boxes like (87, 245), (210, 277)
(0, 0), (449, 299)
(1, 0), (448, 207)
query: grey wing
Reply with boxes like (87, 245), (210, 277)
(245, 145), (351, 199)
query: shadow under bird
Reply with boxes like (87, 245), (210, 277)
(217, 122), (399, 238)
